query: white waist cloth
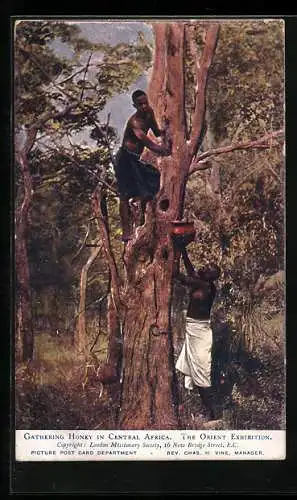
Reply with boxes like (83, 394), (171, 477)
(176, 317), (212, 389)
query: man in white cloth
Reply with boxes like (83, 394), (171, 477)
(174, 246), (223, 423)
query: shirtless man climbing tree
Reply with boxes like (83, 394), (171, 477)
(115, 89), (171, 241)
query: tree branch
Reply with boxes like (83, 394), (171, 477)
(89, 291), (109, 353)
(189, 24), (220, 158)
(92, 187), (122, 315)
(37, 104), (79, 129)
(75, 240), (103, 352)
(188, 129), (284, 177)
(92, 116), (117, 168)
(15, 146), (35, 228)
(80, 52), (93, 102)
(38, 140), (118, 195)
(148, 24), (168, 121)
(64, 293), (108, 336)
(57, 58), (142, 85)
(20, 47), (77, 102)
(71, 223), (91, 263)
(15, 126), (40, 234)
(58, 66), (92, 85)
(15, 104), (79, 158)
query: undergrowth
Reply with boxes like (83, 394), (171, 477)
(16, 306), (285, 430)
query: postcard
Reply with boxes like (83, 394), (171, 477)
(13, 17), (285, 463)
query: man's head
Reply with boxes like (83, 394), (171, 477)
(196, 263), (221, 282)
(132, 90), (149, 113)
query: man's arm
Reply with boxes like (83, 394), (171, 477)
(148, 108), (164, 138)
(172, 247), (208, 292)
(175, 272), (210, 295)
(181, 247), (196, 277)
(131, 118), (170, 156)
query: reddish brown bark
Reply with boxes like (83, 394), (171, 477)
(92, 189), (123, 403)
(92, 189), (122, 314)
(119, 213), (179, 429)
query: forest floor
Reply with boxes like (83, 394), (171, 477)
(15, 309), (285, 431)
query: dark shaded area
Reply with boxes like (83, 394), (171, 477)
(159, 198), (170, 211)
(11, 458), (297, 495)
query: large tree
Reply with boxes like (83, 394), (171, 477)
(93, 22), (220, 429)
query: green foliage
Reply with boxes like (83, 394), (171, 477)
(208, 20), (284, 142)
(184, 20), (284, 363)
(15, 21), (80, 122)
(15, 20), (152, 332)
(95, 35), (152, 97)
(27, 144), (117, 327)
(14, 20), (152, 132)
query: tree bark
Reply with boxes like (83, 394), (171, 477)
(74, 244), (102, 354)
(15, 142), (35, 362)
(92, 189), (123, 391)
(102, 294), (122, 409)
(171, 282), (189, 356)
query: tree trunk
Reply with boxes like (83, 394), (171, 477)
(74, 245), (101, 353)
(15, 149), (34, 362)
(171, 282), (189, 356)
(103, 294), (122, 408)
(106, 294), (122, 377)
(119, 224), (179, 429)
(117, 22), (220, 429)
